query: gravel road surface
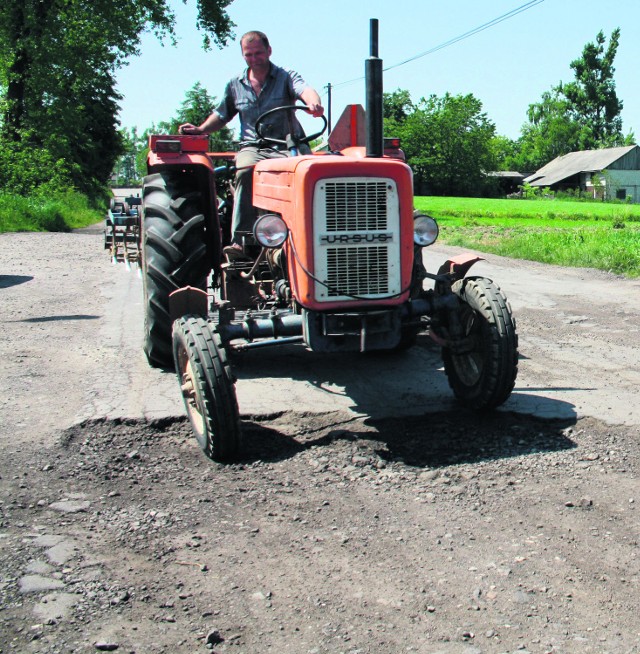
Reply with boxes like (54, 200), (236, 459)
(1, 227), (639, 654)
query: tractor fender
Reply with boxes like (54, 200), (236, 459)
(437, 253), (484, 281)
(169, 286), (209, 323)
(147, 151), (216, 171)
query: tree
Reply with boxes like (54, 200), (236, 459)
(508, 89), (583, 172)
(387, 91), (498, 196)
(562, 28), (624, 147)
(489, 135), (519, 171)
(383, 89), (414, 125)
(509, 28), (632, 172)
(113, 83), (236, 186)
(156, 82), (235, 152)
(0, 0), (235, 198)
(113, 127), (144, 187)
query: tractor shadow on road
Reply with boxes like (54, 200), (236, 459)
(240, 410), (577, 470)
(234, 338), (577, 466)
(234, 336), (578, 469)
(362, 411), (577, 468)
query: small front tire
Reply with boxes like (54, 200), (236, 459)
(172, 315), (241, 461)
(441, 276), (518, 410)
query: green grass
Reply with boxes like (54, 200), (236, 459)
(2, 190), (639, 278)
(415, 195), (640, 223)
(0, 190), (103, 233)
(416, 196), (640, 277)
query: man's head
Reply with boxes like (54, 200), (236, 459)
(240, 31), (272, 71)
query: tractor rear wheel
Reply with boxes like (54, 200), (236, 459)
(141, 171), (210, 368)
(442, 276), (518, 410)
(173, 315), (241, 461)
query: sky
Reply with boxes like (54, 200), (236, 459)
(116, 0), (640, 142)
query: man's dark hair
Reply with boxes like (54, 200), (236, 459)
(240, 30), (270, 49)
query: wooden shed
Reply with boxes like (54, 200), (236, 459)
(524, 145), (640, 202)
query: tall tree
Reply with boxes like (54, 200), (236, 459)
(387, 92), (497, 196)
(157, 82), (235, 152)
(508, 89), (583, 172)
(114, 127), (144, 187)
(383, 89), (414, 125)
(0, 0), (235, 197)
(114, 83), (236, 185)
(510, 28), (631, 172)
(562, 28), (624, 147)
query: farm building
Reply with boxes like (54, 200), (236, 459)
(524, 144), (640, 202)
(488, 171), (526, 195)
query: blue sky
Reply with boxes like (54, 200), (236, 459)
(116, 0), (640, 141)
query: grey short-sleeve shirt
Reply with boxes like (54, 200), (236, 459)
(214, 63), (310, 142)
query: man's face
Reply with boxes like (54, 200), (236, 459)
(241, 39), (271, 70)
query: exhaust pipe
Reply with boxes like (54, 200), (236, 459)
(365, 18), (383, 158)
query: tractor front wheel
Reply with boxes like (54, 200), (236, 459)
(172, 316), (241, 462)
(441, 276), (518, 410)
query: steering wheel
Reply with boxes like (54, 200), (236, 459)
(254, 105), (328, 148)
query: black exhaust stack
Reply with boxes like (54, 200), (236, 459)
(365, 18), (383, 158)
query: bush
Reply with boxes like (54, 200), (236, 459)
(0, 137), (79, 197)
(0, 189), (103, 232)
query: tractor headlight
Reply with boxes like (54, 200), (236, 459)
(413, 213), (439, 247)
(254, 214), (288, 248)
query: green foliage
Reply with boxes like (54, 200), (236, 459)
(156, 82), (235, 152)
(415, 195), (640, 277)
(111, 83), (236, 186)
(562, 28), (623, 147)
(383, 89), (414, 124)
(385, 90), (498, 197)
(113, 127), (147, 187)
(505, 28), (630, 172)
(0, 189), (103, 232)
(0, 135), (78, 196)
(0, 0), (235, 200)
(489, 135), (519, 171)
(508, 89), (584, 172)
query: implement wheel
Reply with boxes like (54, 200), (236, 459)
(173, 316), (241, 462)
(141, 171), (210, 369)
(442, 276), (518, 410)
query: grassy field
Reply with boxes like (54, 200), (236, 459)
(415, 196), (640, 277)
(1, 191), (639, 278)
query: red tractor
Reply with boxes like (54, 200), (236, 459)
(138, 21), (518, 461)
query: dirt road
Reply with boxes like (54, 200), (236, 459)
(1, 227), (640, 654)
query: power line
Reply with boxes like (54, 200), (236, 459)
(328, 0), (546, 92)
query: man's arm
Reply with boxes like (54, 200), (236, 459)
(299, 87), (324, 117)
(179, 111), (226, 135)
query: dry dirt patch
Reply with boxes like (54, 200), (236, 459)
(2, 410), (640, 653)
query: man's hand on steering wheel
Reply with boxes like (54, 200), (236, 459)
(305, 102), (324, 118)
(254, 105), (328, 148)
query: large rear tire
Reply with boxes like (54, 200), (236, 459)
(442, 276), (518, 410)
(173, 316), (241, 461)
(141, 172), (210, 368)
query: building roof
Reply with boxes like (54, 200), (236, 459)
(524, 145), (639, 187)
(488, 171), (525, 178)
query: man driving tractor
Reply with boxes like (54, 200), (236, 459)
(141, 19), (518, 461)
(179, 30), (324, 259)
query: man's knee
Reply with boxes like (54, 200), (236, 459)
(235, 165), (253, 186)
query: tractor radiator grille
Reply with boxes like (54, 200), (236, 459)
(313, 177), (401, 302)
(325, 247), (389, 297)
(324, 181), (388, 231)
